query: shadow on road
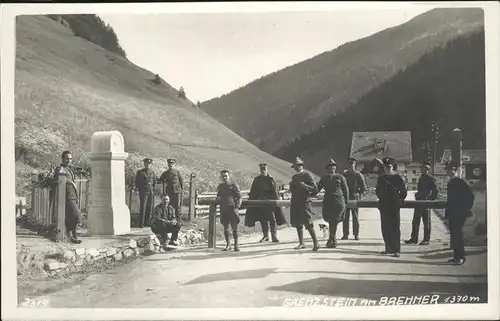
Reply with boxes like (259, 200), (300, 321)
(319, 257), (457, 266)
(275, 270), (487, 278)
(183, 268), (277, 286)
(267, 277), (488, 303)
(418, 248), (487, 260)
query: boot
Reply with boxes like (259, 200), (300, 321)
(222, 229), (231, 251)
(270, 224), (279, 243)
(327, 223), (336, 248)
(294, 228), (305, 249)
(260, 222), (270, 242)
(308, 226), (319, 251)
(233, 229), (240, 252)
(71, 228), (82, 244)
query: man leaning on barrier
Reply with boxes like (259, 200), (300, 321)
(149, 194), (181, 246)
(405, 161), (438, 245)
(52, 150), (82, 244)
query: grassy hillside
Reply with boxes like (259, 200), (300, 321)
(14, 15), (303, 199)
(200, 8), (484, 153)
(276, 30), (485, 175)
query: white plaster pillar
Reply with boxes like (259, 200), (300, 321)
(87, 131), (130, 235)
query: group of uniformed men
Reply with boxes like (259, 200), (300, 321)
(130, 153), (475, 265)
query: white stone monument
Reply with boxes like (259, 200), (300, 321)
(87, 131), (130, 235)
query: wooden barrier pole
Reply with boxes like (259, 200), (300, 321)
(188, 173), (196, 221)
(55, 168), (68, 241)
(208, 204), (217, 248)
(452, 128), (463, 178)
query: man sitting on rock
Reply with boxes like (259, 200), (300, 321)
(149, 194), (181, 246)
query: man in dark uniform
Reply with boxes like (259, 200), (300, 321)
(444, 161), (474, 265)
(318, 159), (349, 248)
(289, 157), (320, 251)
(342, 157), (367, 240)
(159, 158), (184, 221)
(149, 194), (181, 246)
(247, 163), (286, 243)
(52, 150), (82, 244)
(135, 158), (157, 228)
(217, 169), (242, 252)
(375, 157), (407, 257)
(405, 161), (438, 245)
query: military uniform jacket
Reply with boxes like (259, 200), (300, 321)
(53, 165), (78, 202)
(376, 173), (407, 209)
(150, 204), (177, 227)
(290, 171), (318, 203)
(245, 174), (287, 227)
(160, 168), (184, 194)
(343, 170), (367, 199)
(318, 173), (349, 222)
(217, 182), (242, 210)
(445, 177), (474, 219)
(135, 168), (156, 192)
(414, 173), (438, 201)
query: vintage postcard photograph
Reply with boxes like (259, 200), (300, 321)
(1, 1), (499, 320)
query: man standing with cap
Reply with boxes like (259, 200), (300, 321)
(444, 161), (474, 265)
(247, 163), (286, 242)
(405, 161), (438, 245)
(217, 169), (243, 252)
(342, 157), (367, 240)
(317, 159), (349, 248)
(375, 157), (407, 257)
(159, 158), (184, 221)
(289, 157), (320, 251)
(135, 158), (157, 228)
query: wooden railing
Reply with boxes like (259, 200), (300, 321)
(198, 198), (448, 248)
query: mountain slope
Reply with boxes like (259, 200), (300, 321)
(200, 8), (484, 153)
(14, 15), (301, 196)
(275, 30), (486, 175)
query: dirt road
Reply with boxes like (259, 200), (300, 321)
(34, 192), (487, 308)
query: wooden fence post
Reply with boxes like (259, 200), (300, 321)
(55, 168), (68, 241)
(188, 173), (196, 221)
(452, 128), (463, 178)
(208, 204), (217, 248)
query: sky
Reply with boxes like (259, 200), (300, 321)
(100, 8), (432, 103)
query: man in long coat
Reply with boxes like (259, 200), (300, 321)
(159, 158), (184, 221)
(246, 163), (287, 242)
(289, 157), (320, 251)
(375, 157), (407, 257)
(217, 169), (242, 252)
(342, 157), (367, 240)
(52, 150), (82, 244)
(404, 161), (438, 245)
(135, 158), (157, 228)
(444, 161), (474, 265)
(318, 159), (349, 248)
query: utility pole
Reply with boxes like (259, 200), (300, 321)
(431, 122), (439, 176)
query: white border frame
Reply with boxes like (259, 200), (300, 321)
(2, 1), (499, 320)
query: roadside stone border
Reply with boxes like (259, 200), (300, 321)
(18, 228), (207, 278)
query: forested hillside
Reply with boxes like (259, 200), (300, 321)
(275, 30), (486, 175)
(201, 8), (484, 153)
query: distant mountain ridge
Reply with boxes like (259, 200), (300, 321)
(275, 29), (486, 175)
(200, 8), (484, 153)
